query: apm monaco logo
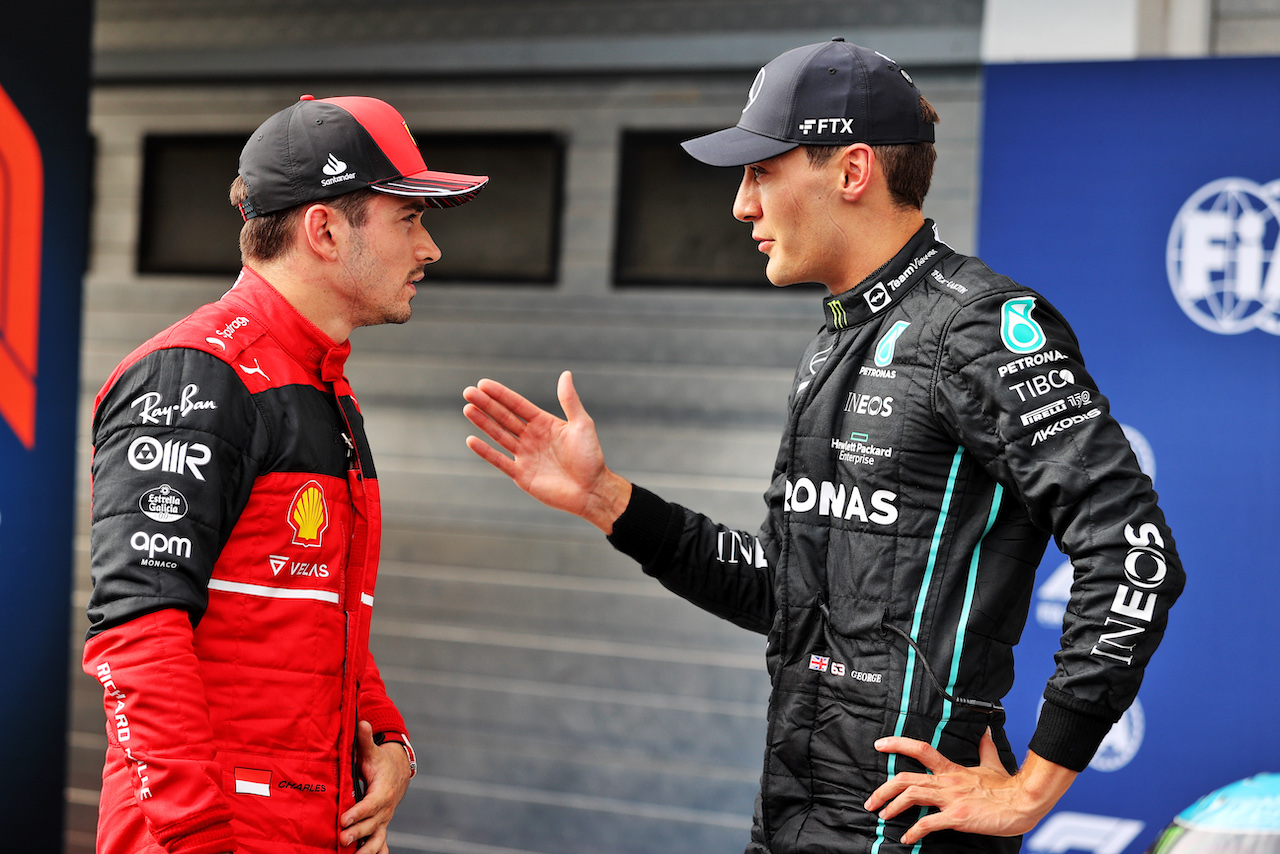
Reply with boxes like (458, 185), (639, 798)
(1168, 177), (1280, 335)
(288, 480), (329, 547)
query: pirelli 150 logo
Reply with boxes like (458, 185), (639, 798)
(1168, 177), (1280, 336)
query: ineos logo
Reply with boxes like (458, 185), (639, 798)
(1122, 522), (1168, 589)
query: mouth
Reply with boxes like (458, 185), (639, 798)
(754, 237), (774, 254)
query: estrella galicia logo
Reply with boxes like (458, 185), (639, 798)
(1167, 177), (1280, 336)
(1000, 297), (1046, 354)
(874, 321), (911, 367)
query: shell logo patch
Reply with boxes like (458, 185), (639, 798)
(288, 480), (328, 547)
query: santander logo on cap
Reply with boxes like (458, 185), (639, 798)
(322, 153), (347, 176)
(318, 151), (355, 187)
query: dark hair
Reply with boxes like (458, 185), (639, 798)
(804, 96), (940, 210)
(229, 176), (376, 264)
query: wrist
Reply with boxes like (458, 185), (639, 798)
(584, 470), (632, 535)
(373, 731), (416, 778)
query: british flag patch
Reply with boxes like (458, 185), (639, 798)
(809, 655), (830, 672)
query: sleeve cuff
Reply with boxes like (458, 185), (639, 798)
(374, 731), (417, 778)
(1028, 692), (1118, 772)
(605, 484), (677, 566)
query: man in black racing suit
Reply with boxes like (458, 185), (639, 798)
(462, 40), (1183, 853)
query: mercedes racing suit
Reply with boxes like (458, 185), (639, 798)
(606, 222), (1184, 853)
(83, 268), (412, 854)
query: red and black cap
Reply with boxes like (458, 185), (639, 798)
(237, 95), (488, 219)
(682, 39), (934, 168)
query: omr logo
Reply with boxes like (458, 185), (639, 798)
(0, 83), (43, 449)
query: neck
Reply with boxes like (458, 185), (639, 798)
(827, 206), (925, 296)
(249, 256), (353, 344)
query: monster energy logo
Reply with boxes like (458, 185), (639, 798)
(828, 299), (849, 329)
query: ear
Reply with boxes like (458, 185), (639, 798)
(837, 143), (875, 202)
(300, 202), (345, 260)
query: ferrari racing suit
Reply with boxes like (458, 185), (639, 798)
(83, 268), (412, 854)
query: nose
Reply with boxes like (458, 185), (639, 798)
(418, 223), (441, 265)
(733, 168), (760, 222)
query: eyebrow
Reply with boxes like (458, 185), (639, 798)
(400, 200), (429, 214)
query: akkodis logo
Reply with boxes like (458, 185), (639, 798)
(1167, 177), (1280, 335)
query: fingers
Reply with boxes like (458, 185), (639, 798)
(873, 736), (952, 773)
(462, 385), (527, 446)
(464, 434), (519, 478)
(462, 402), (520, 455)
(474, 377), (547, 424)
(978, 727), (1002, 768)
(556, 371), (590, 423)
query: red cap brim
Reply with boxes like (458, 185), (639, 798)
(371, 169), (489, 208)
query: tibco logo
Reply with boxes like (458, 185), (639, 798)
(1168, 177), (1280, 335)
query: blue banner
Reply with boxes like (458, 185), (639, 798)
(0, 4), (92, 845)
(978, 56), (1280, 854)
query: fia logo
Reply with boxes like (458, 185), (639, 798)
(1167, 177), (1280, 335)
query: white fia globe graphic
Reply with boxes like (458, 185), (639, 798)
(1167, 177), (1280, 335)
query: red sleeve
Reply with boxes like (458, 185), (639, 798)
(357, 652), (408, 737)
(83, 608), (236, 854)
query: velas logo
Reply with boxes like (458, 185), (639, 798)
(1167, 177), (1280, 335)
(1000, 297), (1046, 354)
(288, 480), (328, 547)
(0, 83), (43, 449)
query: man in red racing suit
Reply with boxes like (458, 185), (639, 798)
(83, 95), (488, 854)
